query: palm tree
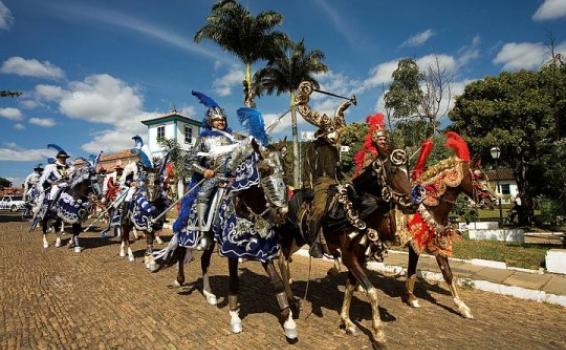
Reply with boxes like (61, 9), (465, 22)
(253, 39), (328, 187)
(159, 138), (190, 199)
(194, 0), (287, 107)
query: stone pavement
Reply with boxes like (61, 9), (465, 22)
(1, 216), (565, 350)
(379, 251), (566, 296)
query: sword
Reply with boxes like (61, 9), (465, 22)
(82, 189), (129, 232)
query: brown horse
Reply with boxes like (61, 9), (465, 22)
(277, 148), (417, 346)
(403, 157), (495, 318)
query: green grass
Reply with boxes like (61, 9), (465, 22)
(452, 239), (548, 270)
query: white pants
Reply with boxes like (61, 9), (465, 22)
(125, 187), (136, 202)
(48, 184), (67, 201)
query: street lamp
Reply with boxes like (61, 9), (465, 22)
(490, 146), (503, 228)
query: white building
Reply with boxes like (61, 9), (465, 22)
(485, 168), (519, 205)
(142, 109), (202, 159)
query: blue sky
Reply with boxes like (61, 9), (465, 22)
(1, 0), (565, 185)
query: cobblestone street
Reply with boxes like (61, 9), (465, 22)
(1, 216), (565, 350)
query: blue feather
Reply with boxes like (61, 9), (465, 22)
(192, 90), (219, 109)
(132, 135), (144, 149)
(47, 144), (65, 153)
(88, 154), (97, 166)
(131, 148), (153, 168)
(237, 107), (269, 145)
(47, 158), (55, 164)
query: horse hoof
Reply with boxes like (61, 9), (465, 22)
(128, 255), (135, 262)
(203, 290), (217, 306)
(55, 238), (62, 248)
(283, 312), (298, 341)
(119, 250), (126, 257)
(373, 330), (387, 345)
(149, 262), (159, 273)
(74, 246), (82, 253)
(408, 298), (421, 308)
(43, 242), (49, 249)
(155, 236), (164, 245)
(229, 311), (242, 334)
(174, 279), (183, 287)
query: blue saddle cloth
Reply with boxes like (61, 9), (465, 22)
(174, 153), (279, 262)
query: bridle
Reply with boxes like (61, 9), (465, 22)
(372, 149), (416, 208)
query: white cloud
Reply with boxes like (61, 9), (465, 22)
(35, 84), (65, 101)
(416, 54), (458, 74)
(29, 117), (56, 127)
(0, 1), (14, 31)
(19, 99), (40, 109)
(311, 0), (358, 47)
(213, 65), (245, 97)
(0, 107), (22, 120)
(13, 123), (25, 130)
(58, 74), (143, 124)
(0, 57), (65, 79)
(401, 29), (435, 48)
(0, 144), (53, 161)
(179, 105), (196, 117)
(458, 35), (481, 66)
(533, 0), (566, 21)
(493, 41), (566, 70)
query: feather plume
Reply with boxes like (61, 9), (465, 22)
(192, 90), (219, 109)
(413, 139), (434, 180)
(47, 144), (65, 153)
(47, 157), (55, 164)
(132, 135), (144, 149)
(131, 148), (153, 169)
(444, 131), (471, 163)
(237, 107), (269, 145)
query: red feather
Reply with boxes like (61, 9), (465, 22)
(353, 113), (386, 177)
(412, 138), (433, 180)
(444, 131), (471, 163)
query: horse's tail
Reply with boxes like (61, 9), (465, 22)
(153, 234), (190, 268)
(277, 189), (309, 258)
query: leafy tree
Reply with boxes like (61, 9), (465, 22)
(449, 68), (563, 224)
(194, 0), (287, 107)
(253, 39), (328, 186)
(0, 177), (13, 188)
(384, 58), (423, 123)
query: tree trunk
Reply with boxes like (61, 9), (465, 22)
(290, 92), (301, 188)
(243, 63), (255, 108)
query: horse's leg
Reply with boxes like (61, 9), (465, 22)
(55, 219), (63, 248)
(145, 231), (157, 271)
(174, 247), (187, 287)
(341, 247), (386, 345)
(437, 255), (473, 319)
(201, 242), (217, 305)
(126, 225), (134, 262)
(41, 218), (49, 249)
(406, 244), (421, 308)
(228, 258), (242, 334)
(72, 223), (82, 253)
(155, 230), (164, 245)
(277, 256), (300, 317)
(327, 258), (342, 277)
(263, 261), (298, 341)
(340, 272), (359, 336)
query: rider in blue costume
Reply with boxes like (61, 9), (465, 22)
(173, 91), (237, 249)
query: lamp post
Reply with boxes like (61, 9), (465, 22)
(490, 146), (503, 228)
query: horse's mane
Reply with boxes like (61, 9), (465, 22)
(69, 167), (90, 188)
(416, 157), (466, 207)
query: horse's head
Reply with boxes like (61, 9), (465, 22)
(462, 162), (496, 209)
(367, 149), (418, 211)
(253, 138), (288, 213)
(69, 163), (102, 198)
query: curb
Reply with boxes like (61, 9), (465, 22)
(386, 249), (544, 274)
(294, 249), (566, 308)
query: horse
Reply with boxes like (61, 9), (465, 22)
(155, 138), (299, 341)
(39, 160), (102, 252)
(277, 148), (418, 346)
(402, 156), (495, 318)
(117, 161), (170, 270)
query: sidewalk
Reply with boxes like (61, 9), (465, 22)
(295, 248), (566, 306)
(381, 251), (566, 297)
